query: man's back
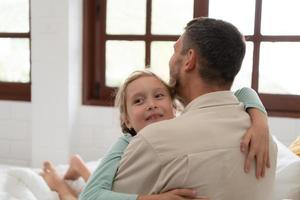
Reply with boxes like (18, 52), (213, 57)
(113, 91), (277, 199)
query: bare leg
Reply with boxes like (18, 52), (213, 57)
(64, 155), (91, 182)
(41, 161), (77, 200)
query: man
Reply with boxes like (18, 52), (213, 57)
(112, 17), (277, 199)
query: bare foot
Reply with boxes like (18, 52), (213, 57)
(41, 161), (65, 191)
(41, 161), (77, 197)
(64, 154), (85, 180)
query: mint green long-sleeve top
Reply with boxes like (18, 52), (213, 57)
(79, 133), (136, 200)
(79, 87), (266, 200)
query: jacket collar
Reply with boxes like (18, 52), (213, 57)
(182, 91), (239, 114)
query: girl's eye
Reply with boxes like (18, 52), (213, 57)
(133, 97), (143, 105)
(155, 93), (165, 99)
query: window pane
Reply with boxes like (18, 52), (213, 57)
(150, 41), (174, 82)
(0, 38), (30, 83)
(262, 0), (300, 35)
(231, 42), (253, 91)
(152, 0), (193, 35)
(106, 0), (146, 35)
(259, 42), (300, 95)
(106, 41), (145, 87)
(0, 0), (29, 32)
(209, 0), (255, 35)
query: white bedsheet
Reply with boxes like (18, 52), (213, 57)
(0, 139), (299, 200)
(0, 161), (100, 200)
(0, 167), (59, 200)
(274, 137), (300, 200)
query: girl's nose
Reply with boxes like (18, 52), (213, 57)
(147, 99), (157, 110)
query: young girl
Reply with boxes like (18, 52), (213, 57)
(41, 70), (268, 200)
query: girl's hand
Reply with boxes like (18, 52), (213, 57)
(241, 108), (270, 179)
(138, 188), (209, 200)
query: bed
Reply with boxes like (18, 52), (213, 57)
(0, 160), (100, 200)
(0, 138), (299, 200)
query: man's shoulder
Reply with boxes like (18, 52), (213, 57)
(133, 118), (183, 154)
(138, 117), (180, 139)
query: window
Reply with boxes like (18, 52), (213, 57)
(83, 0), (300, 117)
(209, 0), (300, 117)
(83, 0), (195, 105)
(0, 0), (31, 101)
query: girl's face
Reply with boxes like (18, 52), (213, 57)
(124, 76), (175, 133)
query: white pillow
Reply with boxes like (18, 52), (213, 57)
(274, 137), (300, 200)
(0, 192), (19, 200)
(6, 168), (59, 200)
(5, 159), (101, 199)
(275, 136), (299, 172)
(275, 160), (300, 200)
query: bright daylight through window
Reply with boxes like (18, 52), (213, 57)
(83, 0), (300, 117)
(0, 0), (31, 101)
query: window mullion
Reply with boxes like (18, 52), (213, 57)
(194, 0), (208, 17)
(145, 0), (152, 67)
(251, 0), (263, 91)
(0, 33), (30, 38)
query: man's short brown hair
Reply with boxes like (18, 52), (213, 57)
(182, 17), (246, 87)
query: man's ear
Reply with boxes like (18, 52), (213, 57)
(184, 49), (197, 72)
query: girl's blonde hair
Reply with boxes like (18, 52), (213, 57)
(114, 70), (175, 136)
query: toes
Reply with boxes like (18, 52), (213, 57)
(43, 161), (51, 168)
(43, 160), (56, 174)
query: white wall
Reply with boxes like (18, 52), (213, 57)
(0, 102), (31, 166)
(0, 0), (299, 167)
(269, 117), (300, 146)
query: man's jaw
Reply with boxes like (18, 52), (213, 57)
(170, 79), (186, 106)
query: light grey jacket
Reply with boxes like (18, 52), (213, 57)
(113, 91), (277, 200)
